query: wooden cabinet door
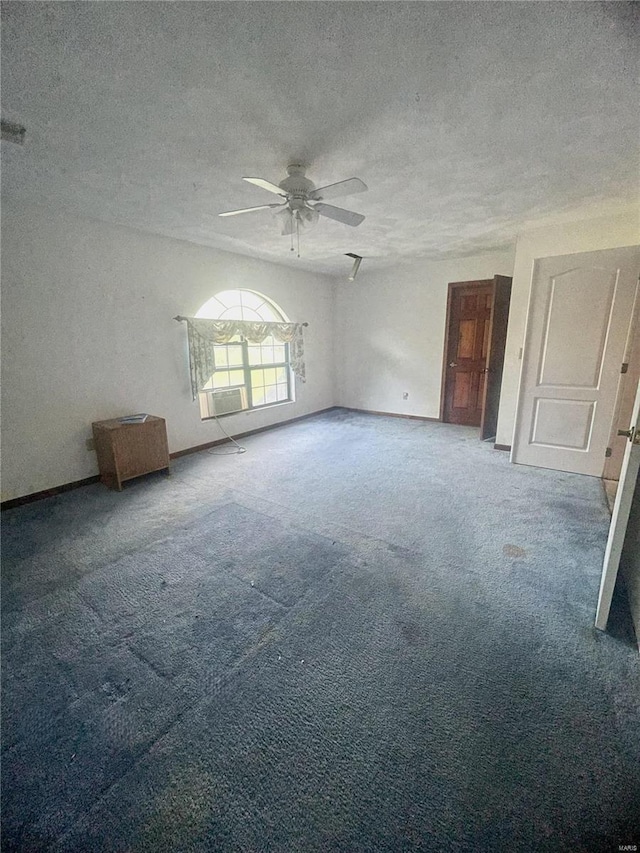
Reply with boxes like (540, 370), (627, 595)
(442, 282), (493, 426)
(113, 420), (170, 481)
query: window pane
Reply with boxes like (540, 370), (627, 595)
(276, 367), (287, 384)
(227, 347), (243, 367)
(196, 290), (287, 323)
(276, 384), (288, 401)
(259, 306), (279, 321)
(251, 369), (265, 387)
(213, 290), (236, 309)
(213, 371), (231, 389)
(213, 370), (246, 390)
(218, 306), (244, 320)
(213, 346), (228, 368)
(195, 296), (227, 319)
(238, 291), (265, 311)
(252, 387), (266, 407)
(265, 386), (278, 404)
(274, 345), (286, 363)
(263, 367), (277, 385)
(261, 346), (275, 365)
(248, 345), (262, 366)
(217, 299), (262, 320)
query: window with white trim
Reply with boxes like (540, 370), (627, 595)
(195, 290), (293, 419)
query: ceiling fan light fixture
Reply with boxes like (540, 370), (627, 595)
(298, 206), (320, 227)
(275, 207), (294, 235)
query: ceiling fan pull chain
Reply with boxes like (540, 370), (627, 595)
(297, 216), (301, 258)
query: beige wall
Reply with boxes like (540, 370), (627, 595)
(335, 207), (639, 442)
(335, 249), (516, 418)
(1, 201), (336, 500)
(3, 198), (638, 500)
(495, 208), (640, 447)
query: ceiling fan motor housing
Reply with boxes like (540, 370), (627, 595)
(279, 164), (316, 204)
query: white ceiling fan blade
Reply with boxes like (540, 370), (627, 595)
(219, 203), (284, 217)
(314, 202), (365, 227)
(309, 177), (368, 202)
(243, 177), (286, 197)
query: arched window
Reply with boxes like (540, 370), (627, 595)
(195, 289), (293, 418)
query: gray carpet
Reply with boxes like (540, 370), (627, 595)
(2, 409), (639, 851)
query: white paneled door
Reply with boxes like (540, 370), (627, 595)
(512, 246), (640, 476)
(595, 379), (640, 630)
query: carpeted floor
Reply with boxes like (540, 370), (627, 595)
(2, 409), (639, 852)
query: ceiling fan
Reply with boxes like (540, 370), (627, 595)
(219, 164), (368, 236)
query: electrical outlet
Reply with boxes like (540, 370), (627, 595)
(85, 437), (95, 452)
(402, 392), (409, 400)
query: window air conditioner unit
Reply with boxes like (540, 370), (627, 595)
(211, 387), (247, 416)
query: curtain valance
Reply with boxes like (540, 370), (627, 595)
(180, 317), (306, 399)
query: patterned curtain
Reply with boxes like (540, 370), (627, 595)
(184, 318), (306, 399)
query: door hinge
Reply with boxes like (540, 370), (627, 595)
(621, 362), (629, 374)
(605, 447), (612, 458)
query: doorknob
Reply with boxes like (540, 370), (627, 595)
(618, 426), (640, 444)
(449, 362), (458, 367)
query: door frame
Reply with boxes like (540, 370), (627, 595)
(439, 279), (493, 423)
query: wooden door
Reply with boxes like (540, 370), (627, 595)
(480, 275), (512, 441)
(511, 246), (639, 476)
(595, 379), (640, 630)
(442, 281), (493, 426)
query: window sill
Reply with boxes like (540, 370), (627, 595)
(201, 399), (294, 421)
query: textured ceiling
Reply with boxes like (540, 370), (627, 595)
(1, 2), (638, 276)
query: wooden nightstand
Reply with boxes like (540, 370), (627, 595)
(92, 415), (170, 491)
